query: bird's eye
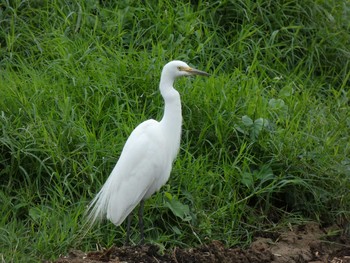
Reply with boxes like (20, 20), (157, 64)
(177, 66), (182, 71)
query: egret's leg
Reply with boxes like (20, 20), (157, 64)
(125, 212), (133, 246)
(138, 199), (145, 245)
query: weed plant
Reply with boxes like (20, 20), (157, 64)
(0, 0), (349, 262)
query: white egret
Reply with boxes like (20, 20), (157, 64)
(87, 60), (209, 244)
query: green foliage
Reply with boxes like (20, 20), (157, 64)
(0, 0), (349, 261)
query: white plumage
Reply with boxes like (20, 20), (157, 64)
(87, 60), (209, 243)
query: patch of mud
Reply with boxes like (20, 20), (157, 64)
(53, 222), (350, 263)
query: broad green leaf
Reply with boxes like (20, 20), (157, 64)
(241, 172), (254, 189)
(165, 198), (191, 221)
(279, 86), (294, 97)
(242, 115), (253, 126)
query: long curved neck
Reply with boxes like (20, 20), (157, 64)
(160, 76), (182, 130)
(159, 74), (182, 157)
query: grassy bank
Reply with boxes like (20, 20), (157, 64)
(0, 0), (349, 261)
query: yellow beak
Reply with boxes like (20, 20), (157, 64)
(179, 66), (210, 76)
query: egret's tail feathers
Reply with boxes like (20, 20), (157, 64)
(75, 190), (109, 242)
(85, 188), (109, 227)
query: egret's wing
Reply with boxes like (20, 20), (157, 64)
(87, 119), (166, 226)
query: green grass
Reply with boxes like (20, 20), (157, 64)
(1, 0), (349, 262)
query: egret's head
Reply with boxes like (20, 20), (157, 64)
(163, 60), (210, 79)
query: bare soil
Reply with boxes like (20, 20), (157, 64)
(53, 222), (350, 263)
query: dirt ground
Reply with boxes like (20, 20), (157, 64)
(54, 222), (350, 263)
